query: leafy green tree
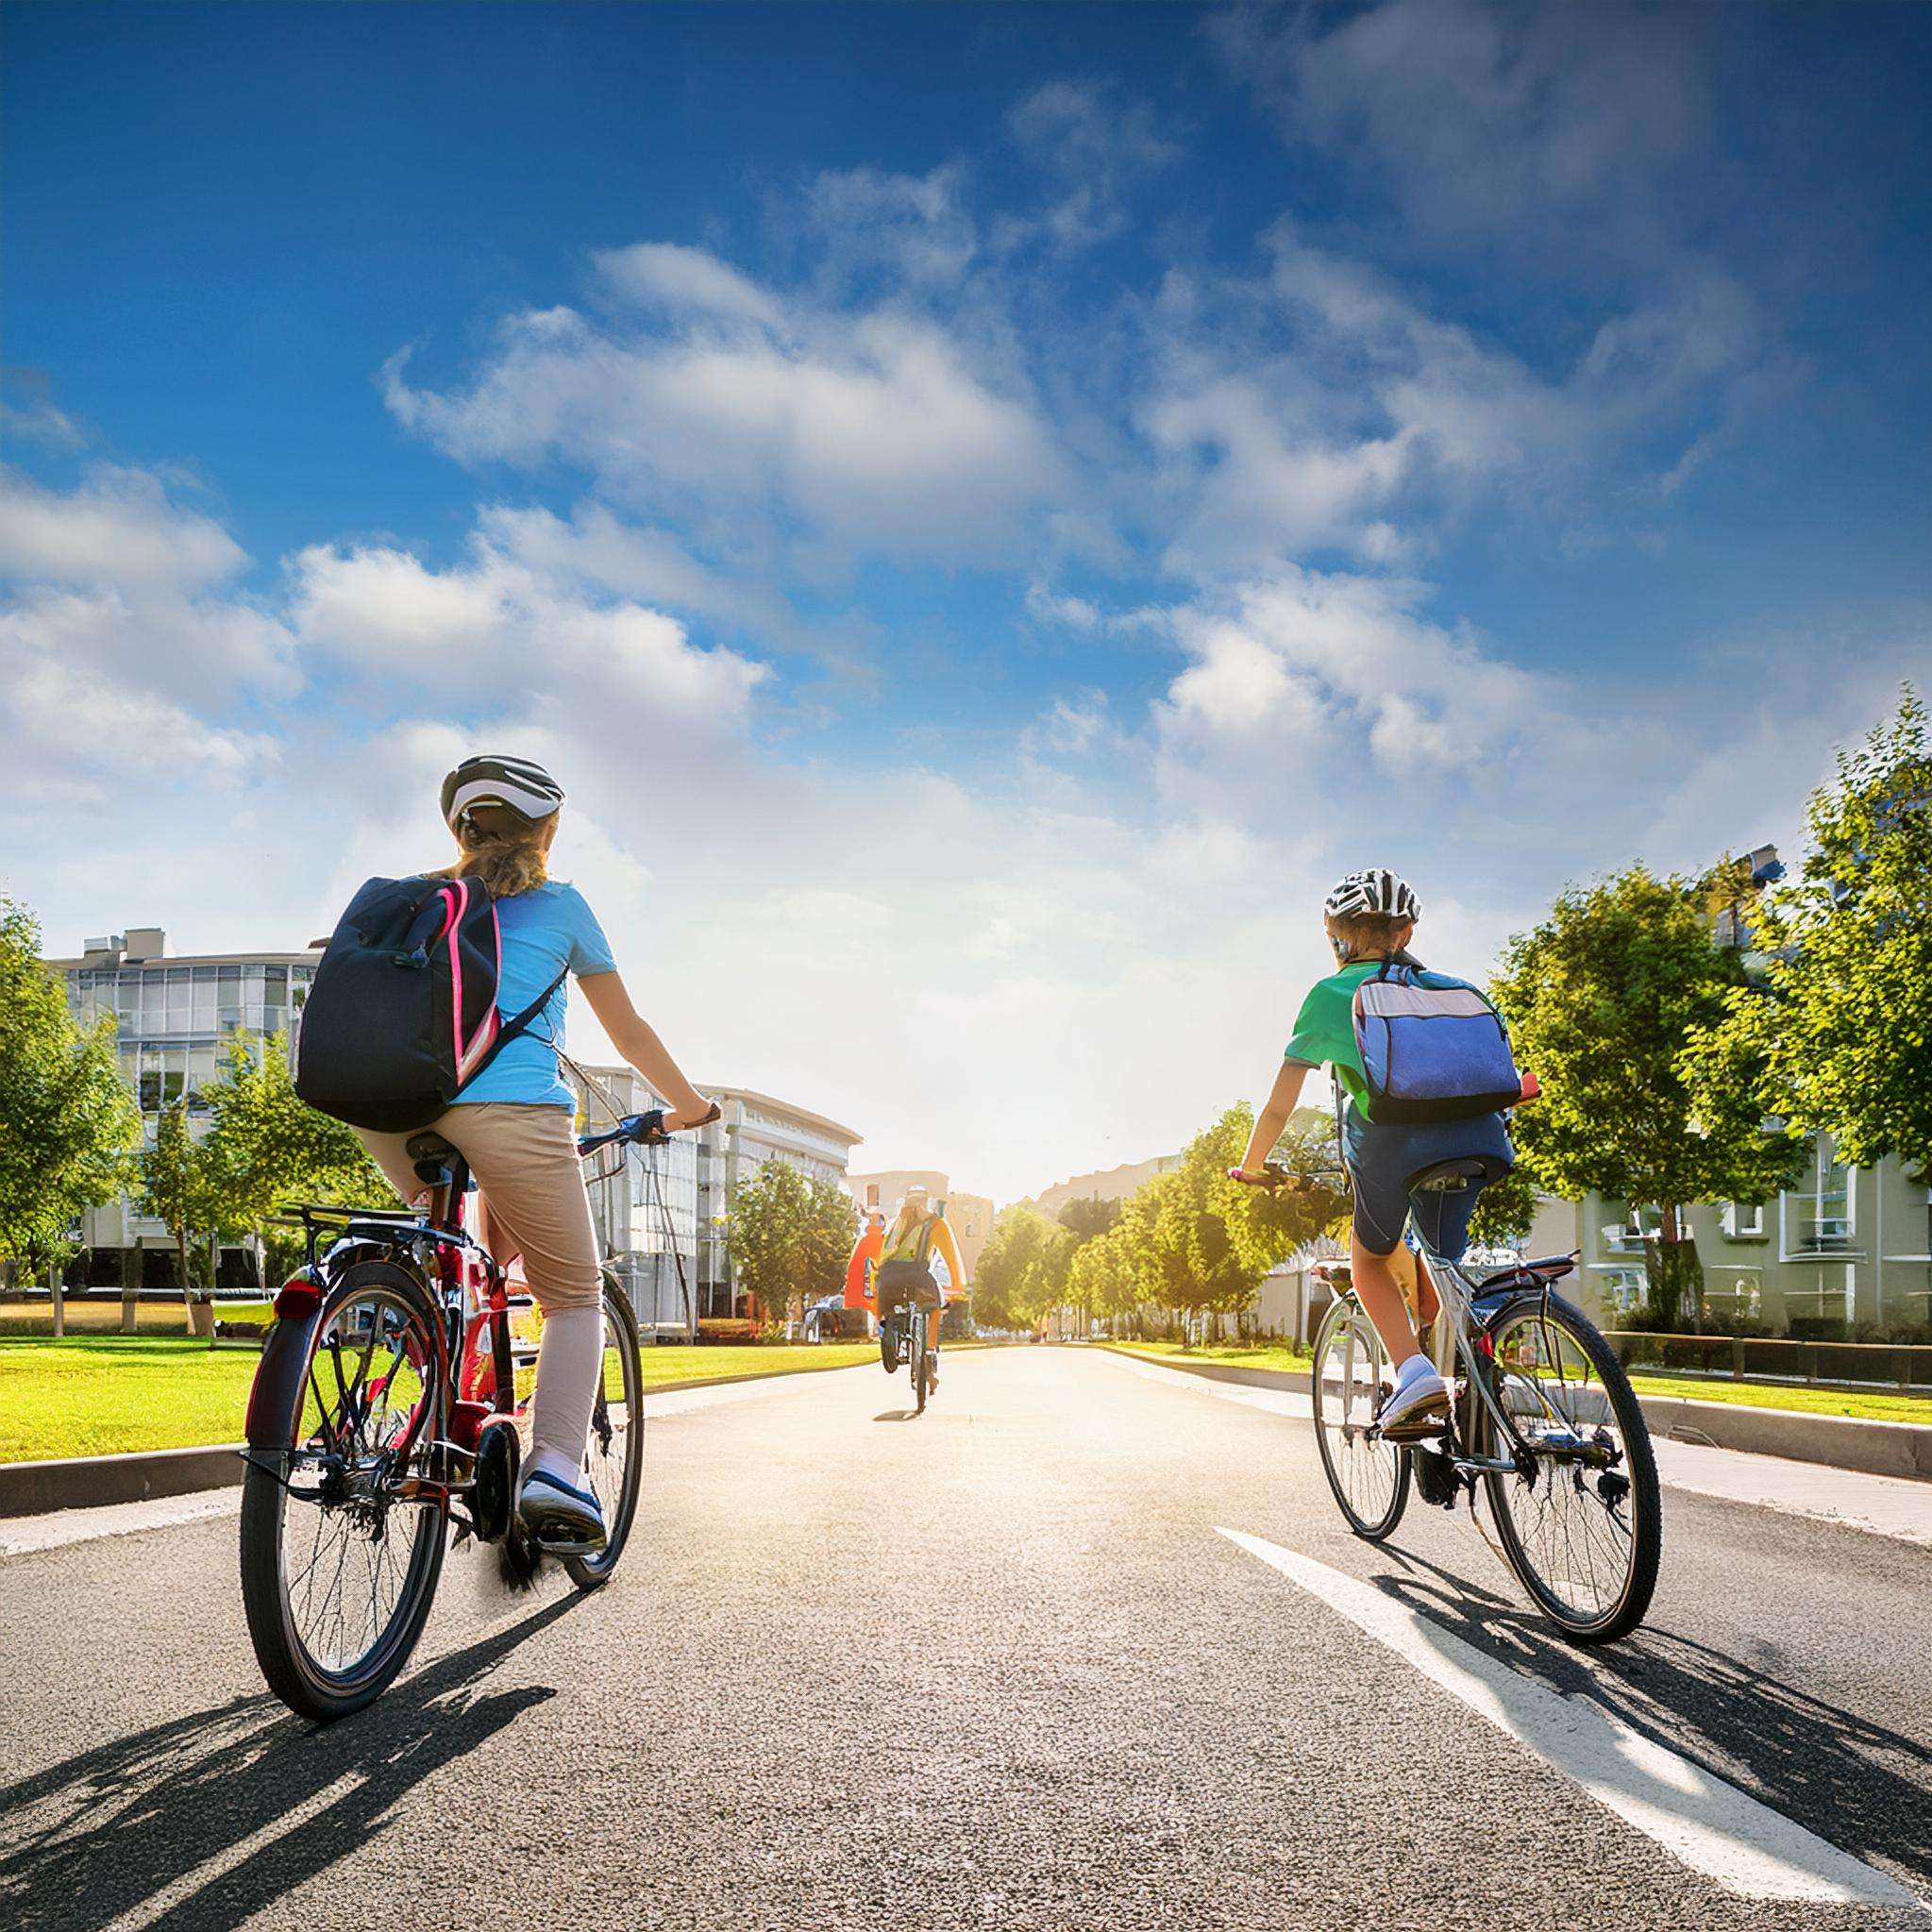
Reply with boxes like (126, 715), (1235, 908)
(730, 1158), (852, 1331)
(1493, 865), (1805, 1329)
(1056, 1194), (1120, 1243)
(975, 1203), (1067, 1331)
(137, 1101), (220, 1298)
(1686, 689), (1932, 1184)
(199, 1033), (396, 1279)
(1467, 1163), (1539, 1251)
(0, 898), (140, 1282)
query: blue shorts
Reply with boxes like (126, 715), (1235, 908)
(1342, 1110), (1514, 1260)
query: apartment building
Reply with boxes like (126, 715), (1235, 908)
(50, 927), (322, 1286)
(1554, 1139), (1932, 1336)
(694, 1086), (865, 1319)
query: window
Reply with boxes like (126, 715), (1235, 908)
(1785, 1141), (1854, 1254)
(1705, 1268), (1762, 1318)
(165, 966), (193, 1032)
(1722, 1201), (1766, 1238)
(1595, 1268), (1648, 1318)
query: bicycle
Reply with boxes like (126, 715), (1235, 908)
(238, 1111), (672, 1721)
(1251, 1157), (1661, 1643)
(881, 1298), (935, 1413)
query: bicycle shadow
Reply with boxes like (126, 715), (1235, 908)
(872, 1408), (923, 1423)
(1370, 1544), (1932, 1889)
(0, 1595), (579, 1932)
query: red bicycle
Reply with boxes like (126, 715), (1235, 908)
(238, 1112), (670, 1721)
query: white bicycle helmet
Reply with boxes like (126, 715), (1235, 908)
(1324, 868), (1420, 922)
(440, 754), (565, 829)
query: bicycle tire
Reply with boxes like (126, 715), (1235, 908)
(1476, 1290), (1661, 1643)
(912, 1309), (928, 1416)
(240, 1259), (447, 1722)
(563, 1276), (645, 1591)
(1310, 1297), (1409, 1540)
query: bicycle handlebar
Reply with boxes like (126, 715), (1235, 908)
(576, 1101), (723, 1159)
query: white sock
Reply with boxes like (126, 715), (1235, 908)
(528, 1447), (589, 1490)
(1394, 1352), (1437, 1387)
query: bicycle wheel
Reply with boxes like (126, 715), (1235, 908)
(240, 1260), (447, 1721)
(912, 1309), (929, 1415)
(1477, 1290), (1661, 1643)
(1310, 1297), (1409, 1539)
(563, 1276), (644, 1590)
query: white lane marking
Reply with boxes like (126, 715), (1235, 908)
(1099, 1349), (1932, 1546)
(1218, 1527), (1925, 1911)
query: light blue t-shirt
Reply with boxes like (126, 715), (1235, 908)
(454, 880), (616, 1111)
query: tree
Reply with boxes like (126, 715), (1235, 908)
(137, 1101), (221, 1301)
(198, 1032), (397, 1281)
(0, 898), (140, 1283)
(1686, 689), (1932, 1184)
(730, 1158), (853, 1332)
(1493, 865), (1805, 1329)
(975, 1203), (1067, 1332)
(1056, 1195), (1120, 1243)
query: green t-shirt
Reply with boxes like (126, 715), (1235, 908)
(1285, 961), (1381, 1119)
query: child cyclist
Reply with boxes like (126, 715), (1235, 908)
(1229, 869), (1515, 1439)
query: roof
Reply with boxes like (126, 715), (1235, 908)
(47, 950), (322, 971)
(699, 1084), (864, 1149)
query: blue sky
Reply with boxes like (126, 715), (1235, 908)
(5, 1), (1931, 1197)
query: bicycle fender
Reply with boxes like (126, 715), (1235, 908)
(246, 1271), (326, 1447)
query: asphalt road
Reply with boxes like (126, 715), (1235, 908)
(3, 1346), (1928, 1932)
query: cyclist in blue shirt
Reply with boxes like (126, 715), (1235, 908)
(353, 755), (719, 1549)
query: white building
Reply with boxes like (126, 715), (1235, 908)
(50, 927), (322, 1288)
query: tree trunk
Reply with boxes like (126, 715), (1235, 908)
(121, 1243), (139, 1334)
(1646, 1205), (1705, 1334)
(50, 1262), (64, 1338)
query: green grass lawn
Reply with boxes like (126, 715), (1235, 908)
(0, 1300), (277, 1337)
(1097, 1339), (1932, 1424)
(0, 1333), (882, 1463)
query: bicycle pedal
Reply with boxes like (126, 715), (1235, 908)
(533, 1536), (605, 1557)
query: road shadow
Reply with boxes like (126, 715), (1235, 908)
(872, 1408), (922, 1423)
(0, 1595), (578, 1932)
(1370, 1544), (1932, 1889)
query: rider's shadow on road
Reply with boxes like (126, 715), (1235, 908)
(0, 1596), (577, 1932)
(1371, 1548), (1932, 1890)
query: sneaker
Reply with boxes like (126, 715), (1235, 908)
(1378, 1359), (1451, 1441)
(517, 1467), (607, 1551)
(925, 1350), (940, 1390)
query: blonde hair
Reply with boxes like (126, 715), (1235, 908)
(1326, 910), (1408, 961)
(443, 805), (553, 899)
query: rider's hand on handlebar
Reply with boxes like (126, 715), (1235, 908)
(664, 1100), (723, 1134)
(1228, 1166), (1272, 1187)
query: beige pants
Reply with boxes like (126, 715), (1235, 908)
(357, 1101), (603, 1468)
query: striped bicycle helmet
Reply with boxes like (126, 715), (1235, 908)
(1323, 868), (1420, 922)
(440, 754), (565, 829)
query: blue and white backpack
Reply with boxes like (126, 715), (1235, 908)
(1352, 959), (1521, 1123)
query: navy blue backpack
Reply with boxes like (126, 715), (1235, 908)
(293, 874), (565, 1134)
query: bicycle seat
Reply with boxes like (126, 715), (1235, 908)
(1406, 1154), (1511, 1193)
(406, 1131), (459, 1186)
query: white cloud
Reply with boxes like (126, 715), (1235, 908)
(592, 242), (785, 328)
(1000, 81), (1179, 251)
(803, 164), (978, 288)
(382, 272), (1067, 564)
(0, 465), (245, 592)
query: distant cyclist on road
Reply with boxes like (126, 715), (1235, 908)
(845, 1186), (966, 1390)
(1228, 868), (1514, 1439)
(352, 755), (718, 1548)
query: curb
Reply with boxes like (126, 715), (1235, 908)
(1097, 1347), (1932, 1484)
(0, 1443), (246, 1517)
